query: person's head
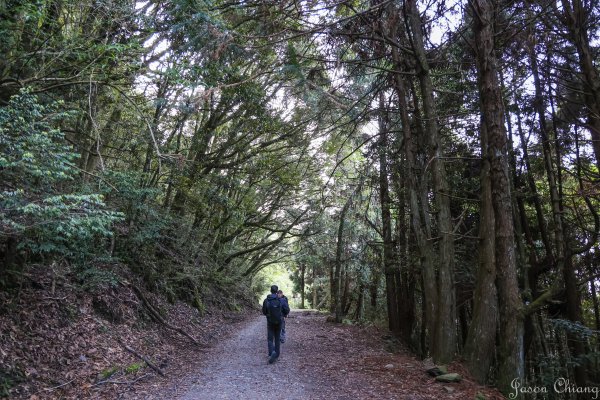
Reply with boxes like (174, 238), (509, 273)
(270, 285), (278, 294)
(277, 289), (284, 298)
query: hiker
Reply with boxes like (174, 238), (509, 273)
(277, 289), (289, 343)
(262, 284), (290, 364)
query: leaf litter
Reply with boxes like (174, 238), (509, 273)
(1, 266), (505, 399)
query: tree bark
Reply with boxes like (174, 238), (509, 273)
(378, 93), (402, 335)
(464, 121), (498, 383)
(526, 18), (589, 385)
(312, 266), (318, 309)
(469, 0), (524, 393)
(333, 197), (351, 322)
(390, 42), (437, 355)
(405, 0), (457, 363)
(385, 4), (436, 350)
(300, 263), (305, 309)
(390, 139), (415, 344)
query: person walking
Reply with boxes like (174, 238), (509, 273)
(277, 289), (289, 343)
(262, 285), (290, 364)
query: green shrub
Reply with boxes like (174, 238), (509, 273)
(77, 266), (121, 291)
(0, 90), (123, 266)
(100, 366), (119, 380)
(124, 362), (144, 374)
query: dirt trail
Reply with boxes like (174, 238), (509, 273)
(140, 310), (504, 400)
(148, 309), (381, 399)
(178, 311), (315, 399)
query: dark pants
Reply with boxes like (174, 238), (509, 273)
(267, 323), (282, 357)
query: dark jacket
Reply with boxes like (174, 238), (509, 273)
(262, 293), (290, 321)
(278, 295), (290, 317)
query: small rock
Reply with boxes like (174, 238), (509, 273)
(384, 364), (394, 369)
(436, 373), (462, 383)
(444, 386), (455, 393)
(426, 367), (444, 376)
(423, 357), (435, 369)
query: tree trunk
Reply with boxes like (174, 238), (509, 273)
(470, 0), (524, 393)
(370, 252), (381, 310)
(378, 93), (402, 335)
(527, 19), (589, 386)
(464, 121), (498, 383)
(563, 252), (588, 385)
(333, 197), (351, 322)
(355, 283), (365, 320)
(591, 273), (600, 332)
(405, 0), (457, 363)
(390, 141), (415, 344)
(313, 266), (318, 309)
(141, 77), (169, 185)
(390, 39), (437, 358)
(300, 263), (305, 309)
(1, 236), (22, 285)
(590, 263), (600, 382)
(341, 270), (352, 316)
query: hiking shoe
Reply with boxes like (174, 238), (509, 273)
(268, 352), (277, 364)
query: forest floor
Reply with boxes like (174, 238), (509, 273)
(1, 265), (506, 399)
(131, 311), (506, 400)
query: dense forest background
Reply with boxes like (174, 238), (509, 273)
(1, 0), (600, 397)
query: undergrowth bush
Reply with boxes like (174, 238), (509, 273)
(0, 90), (123, 282)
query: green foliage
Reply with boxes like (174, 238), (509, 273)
(21, 194), (122, 257)
(61, 303), (79, 322)
(0, 91), (123, 262)
(253, 264), (294, 303)
(533, 353), (567, 395)
(228, 301), (243, 312)
(0, 92), (76, 185)
(77, 266), (121, 291)
(100, 170), (167, 248)
(550, 318), (596, 340)
(100, 366), (119, 379)
(192, 295), (206, 316)
(0, 370), (21, 398)
(124, 362), (144, 374)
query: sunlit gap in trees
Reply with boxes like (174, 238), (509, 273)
(426, 0), (463, 48)
(254, 263), (298, 307)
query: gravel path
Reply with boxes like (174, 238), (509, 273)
(146, 310), (505, 400)
(178, 310), (316, 400)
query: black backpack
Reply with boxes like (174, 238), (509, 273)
(266, 297), (282, 325)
